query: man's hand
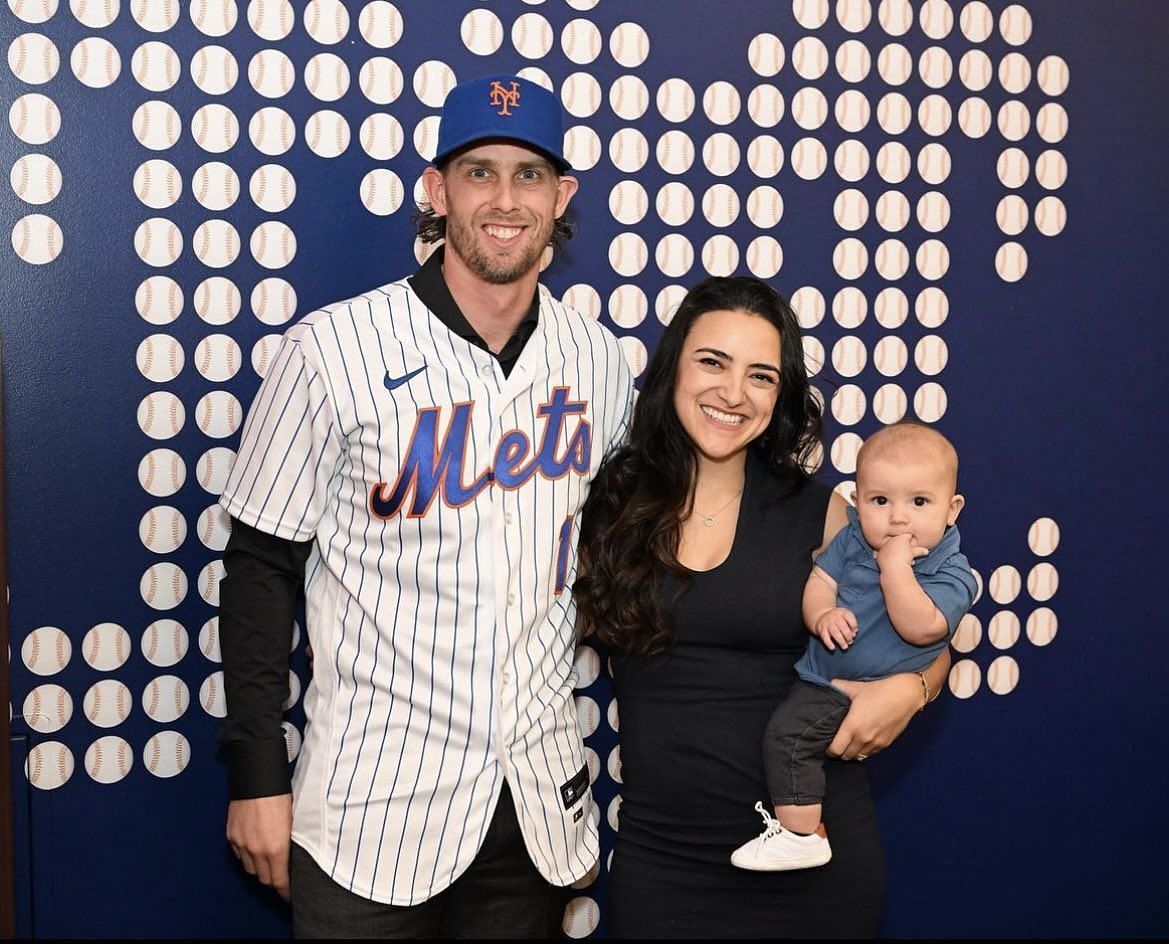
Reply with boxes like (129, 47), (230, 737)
(227, 794), (294, 901)
(814, 606), (857, 651)
(826, 673), (920, 761)
(876, 532), (929, 572)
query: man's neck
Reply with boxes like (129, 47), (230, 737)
(441, 250), (539, 354)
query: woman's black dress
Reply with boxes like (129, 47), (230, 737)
(608, 454), (886, 938)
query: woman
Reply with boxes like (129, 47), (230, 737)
(576, 276), (949, 938)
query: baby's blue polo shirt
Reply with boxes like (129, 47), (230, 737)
(795, 505), (977, 690)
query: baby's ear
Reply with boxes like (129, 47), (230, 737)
(948, 493), (965, 525)
(849, 489), (857, 506)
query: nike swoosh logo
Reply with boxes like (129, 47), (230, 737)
(384, 365), (427, 391)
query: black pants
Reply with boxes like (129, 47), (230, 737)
(290, 784), (568, 939)
(762, 679), (853, 806)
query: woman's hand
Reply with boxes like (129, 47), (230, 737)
(827, 672), (922, 761)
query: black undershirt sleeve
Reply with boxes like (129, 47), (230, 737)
(217, 517), (313, 800)
(217, 262), (530, 800)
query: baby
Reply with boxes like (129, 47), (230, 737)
(732, 422), (977, 871)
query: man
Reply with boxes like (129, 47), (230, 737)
(217, 74), (633, 937)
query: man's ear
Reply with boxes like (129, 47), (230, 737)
(554, 174), (579, 218)
(421, 165), (447, 216)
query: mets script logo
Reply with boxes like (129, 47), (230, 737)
(489, 80), (521, 116)
(370, 387), (590, 519)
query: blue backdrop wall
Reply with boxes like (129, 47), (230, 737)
(2, 0), (1166, 937)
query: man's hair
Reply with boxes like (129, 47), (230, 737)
(856, 421), (959, 489)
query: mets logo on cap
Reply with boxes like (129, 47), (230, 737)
(489, 79), (521, 116)
(433, 73), (572, 171)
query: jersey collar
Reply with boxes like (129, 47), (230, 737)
(407, 246), (540, 376)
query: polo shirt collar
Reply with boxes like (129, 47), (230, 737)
(917, 519), (962, 574)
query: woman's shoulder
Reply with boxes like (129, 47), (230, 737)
(748, 449), (833, 505)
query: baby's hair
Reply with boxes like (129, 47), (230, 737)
(856, 422), (959, 489)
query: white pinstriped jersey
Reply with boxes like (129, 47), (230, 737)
(220, 275), (634, 905)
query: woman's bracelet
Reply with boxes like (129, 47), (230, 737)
(916, 670), (934, 712)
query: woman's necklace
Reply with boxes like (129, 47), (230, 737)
(693, 487), (744, 528)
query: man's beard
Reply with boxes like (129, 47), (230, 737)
(444, 213), (551, 285)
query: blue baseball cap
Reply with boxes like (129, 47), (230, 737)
(434, 73), (572, 172)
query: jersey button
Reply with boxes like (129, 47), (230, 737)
(507, 593), (516, 606)
(504, 512), (514, 526)
(480, 363), (493, 377)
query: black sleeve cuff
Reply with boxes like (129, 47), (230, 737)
(223, 737), (293, 800)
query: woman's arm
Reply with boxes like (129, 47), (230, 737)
(816, 490), (850, 556)
(827, 647), (951, 761)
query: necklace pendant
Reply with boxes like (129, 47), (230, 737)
(693, 485), (743, 529)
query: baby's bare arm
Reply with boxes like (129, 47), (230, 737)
(803, 566), (839, 631)
(804, 567), (857, 650)
(877, 535), (948, 644)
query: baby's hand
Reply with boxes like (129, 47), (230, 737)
(876, 532), (929, 572)
(815, 607), (857, 651)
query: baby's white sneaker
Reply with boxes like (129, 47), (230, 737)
(730, 801), (832, 871)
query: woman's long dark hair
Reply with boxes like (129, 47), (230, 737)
(575, 276), (823, 656)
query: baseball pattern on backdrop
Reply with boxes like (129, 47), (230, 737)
(3, 0), (1074, 937)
